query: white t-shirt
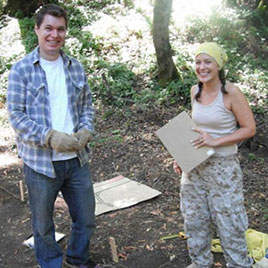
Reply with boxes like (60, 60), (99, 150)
(40, 56), (77, 161)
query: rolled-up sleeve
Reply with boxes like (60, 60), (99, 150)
(7, 65), (51, 146)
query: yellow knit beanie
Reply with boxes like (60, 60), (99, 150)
(195, 42), (228, 70)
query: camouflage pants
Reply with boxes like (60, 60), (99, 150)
(180, 155), (253, 268)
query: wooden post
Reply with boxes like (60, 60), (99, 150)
(19, 180), (25, 202)
(109, 237), (119, 263)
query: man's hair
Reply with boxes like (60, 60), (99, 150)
(35, 4), (68, 28)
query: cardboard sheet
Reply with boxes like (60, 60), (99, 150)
(156, 111), (215, 173)
(94, 175), (161, 216)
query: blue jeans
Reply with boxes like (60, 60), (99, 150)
(24, 158), (96, 268)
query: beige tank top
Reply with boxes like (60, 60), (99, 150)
(192, 88), (238, 156)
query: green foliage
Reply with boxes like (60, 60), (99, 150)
(153, 54), (196, 107)
(224, 0), (260, 9)
(183, 8), (267, 59)
(248, 153), (257, 161)
(18, 17), (37, 53)
(181, 7), (267, 115)
(184, 10), (245, 45)
(1, 0), (267, 114)
(90, 63), (137, 107)
(65, 4), (97, 30)
(73, 0), (134, 15)
(0, 56), (6, 75)
(0, 0), (5, 16)
(90, 127), (123, 148)
(0, 55), (12, 107)
(0, 64), (6, 104)
(261, 207), (268, 221)
(77, 0), (118, 10)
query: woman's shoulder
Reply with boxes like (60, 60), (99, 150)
(226, 81), (241, 92)
(225, 81), (248, 105)
(191, 84), (199, 94)
(190, 84), (198, 100)
(225, 81), (243, 96)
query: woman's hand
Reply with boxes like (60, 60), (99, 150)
(173, 160), (182, 175)
(191, 128), (218, 148)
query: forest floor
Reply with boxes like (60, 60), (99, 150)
(0, 105), (267, 268)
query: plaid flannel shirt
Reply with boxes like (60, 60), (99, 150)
(7, 47), (94, 178)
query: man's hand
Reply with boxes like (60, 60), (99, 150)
(45, 130), (81, 152)
(73, 128), (93, 148)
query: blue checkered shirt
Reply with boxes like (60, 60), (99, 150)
(7, 47), (94, 178)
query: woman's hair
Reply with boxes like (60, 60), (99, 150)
(35, 4), (68, 28)
(195, 69), (228, 101)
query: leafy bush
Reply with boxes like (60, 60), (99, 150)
(1, 0), (267, 114)
(0, 56), (9, 107)
(180, 7), (267, 115)
(65, 4), (97, 30)
(0, 0), (5, 16)
(77, 0), (120, 10)
(18, 17), (37, 53)
(89, 62), (137, 107)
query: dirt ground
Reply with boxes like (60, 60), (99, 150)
(0, 105), (267, 268)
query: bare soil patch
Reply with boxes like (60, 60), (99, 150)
(0, 105), (267, 268)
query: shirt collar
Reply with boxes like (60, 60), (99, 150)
(31, 46), (72, 66)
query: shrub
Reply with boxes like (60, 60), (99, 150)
(89, 63), (137, 107)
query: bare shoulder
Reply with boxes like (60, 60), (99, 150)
(191, 84), (198, 93)
(190, 84), (198, 99)
(225, 81), (252, 113)
(225, 81), (244, 97)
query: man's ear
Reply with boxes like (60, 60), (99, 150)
(34, 25), (39, 35)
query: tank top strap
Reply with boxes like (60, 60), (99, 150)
(214, 89), (226, 109)
(192, 86), (199, 103)
(193, 87), (223, 107)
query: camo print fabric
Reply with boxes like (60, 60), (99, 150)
(180, 155), (253, 268)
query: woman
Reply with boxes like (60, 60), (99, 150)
(174, 42), (256, 268)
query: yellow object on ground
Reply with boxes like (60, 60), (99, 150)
(211, 239), (223, 253)
(246, 229), (268, 262)
(211, 229), (268, 262)
(160, 231), (187, 241)
(161, 228), (268, 263)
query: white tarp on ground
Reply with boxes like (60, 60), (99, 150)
(23, 232), (65, 248)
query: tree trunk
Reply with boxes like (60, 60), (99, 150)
(152, 0), (179, 86)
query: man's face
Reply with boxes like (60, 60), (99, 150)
(35, 14), (67, 61)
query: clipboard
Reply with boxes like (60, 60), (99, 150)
(156, 111), (215, 173)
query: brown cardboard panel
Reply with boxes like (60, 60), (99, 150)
(156, 111), (215, 173)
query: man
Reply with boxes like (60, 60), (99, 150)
(7, 4), (100, 268)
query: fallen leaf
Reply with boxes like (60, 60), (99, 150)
(214, 262), (223, 267)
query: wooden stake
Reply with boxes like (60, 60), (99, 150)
(19, 180), (25, 202)
(109, 237), (119, 263)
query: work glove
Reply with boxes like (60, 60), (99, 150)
(73, 128), (93, 148)
(45, 130), (81, 152)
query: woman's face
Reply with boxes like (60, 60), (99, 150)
(195, 53), (219, 83)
